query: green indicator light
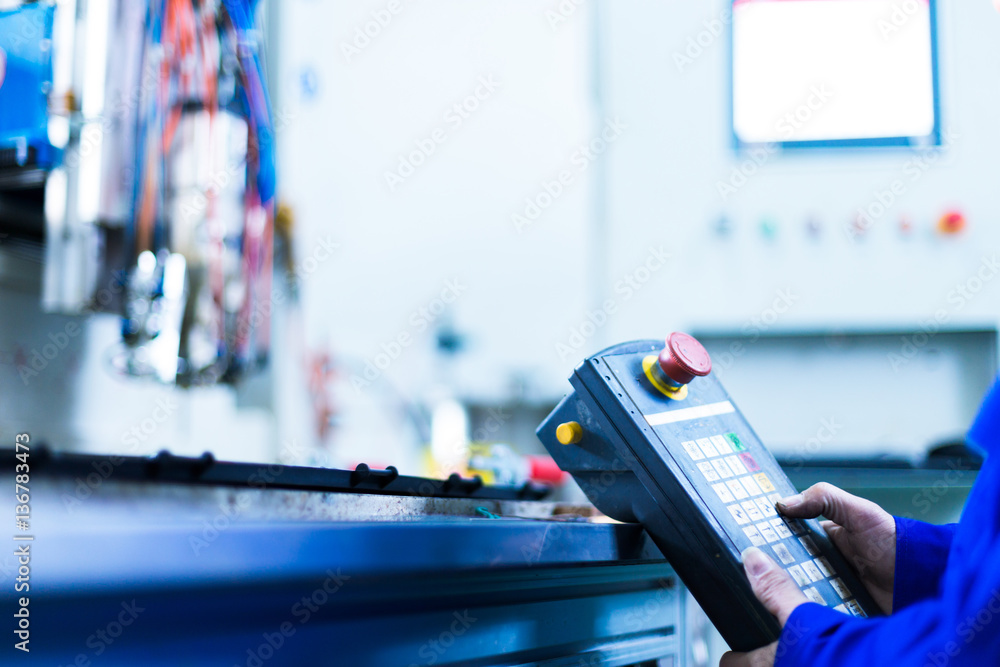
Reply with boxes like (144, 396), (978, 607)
(726, 432), (747, 452)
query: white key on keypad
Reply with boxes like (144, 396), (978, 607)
(741, 500), (764, 522)
(755, 497), (778, 517)
(770, 518), (793, 539)
(801, 560), (824, 583)
(710, 434), (733, 454)
(799, 536), (819, 556)
(743, 525), (766, 546)
(696, 438), (719, 458)
(802, 587), (826, 605)
(813, 557), (834, 578)
(712, 459), (734, 479)
(787, 565), (808, 586)
(772, 542), (796, 565)
(758, 523), (780, 543)
(725, 455), (747, 476)
(727, 504), (750, 525)
(844, 600), (866, 617)
(712, 482), (735, 503)
(681, 441), (704, 461)
(739, 475), (763, 497)
(697, 461), (719, 482)
(726, 479), (749, 500)
(830, 578), (852, 600)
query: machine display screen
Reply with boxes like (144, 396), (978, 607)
(731, 0), (939, 148)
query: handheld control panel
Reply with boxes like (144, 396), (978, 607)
(537, 335), (879, 651)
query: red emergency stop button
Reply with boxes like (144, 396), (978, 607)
(658, 332), (712, 385)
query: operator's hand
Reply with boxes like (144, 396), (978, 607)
(777, 482), (896, 614)
(719, 547), (808, 667)
(720, 483), (896, 666)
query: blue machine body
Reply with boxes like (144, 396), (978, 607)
(0, 3), (58, 169)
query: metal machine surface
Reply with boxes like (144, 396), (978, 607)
(537, 334), (880, 652)
(5, 449), (692, 666)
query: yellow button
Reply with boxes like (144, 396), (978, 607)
(556, 421), (584, 445)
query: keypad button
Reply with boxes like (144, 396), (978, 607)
(739, 475), (763, 497)
(799, 536), (819, 556)
(725, 455), (747, 476)
(738, 452), (761, 472)
(712, 482), (735, 503)
(681, 441), (704, 461)
(712, 459), (734, 479)
(830, 578), (852, 600)
(813, 557), (834, 578)
(743, 525), (766, 546)
(753, 473), (775, 493)
(728, 504), (750, 525)
(801, 560), (823, 583)
(784, 518), (806, 536)
(726, 480), (749, 500)
(697, 461), (720, 482)
(772, 542), (795, 565)
(787, 565), (808, 586)
(770, 518), (792, 538)
(802, 587), (826, 606)
(756, 498), (778, 518)
(844, 600), (866, 617)
(696, 438), (719, 458)
(757, 523), (780, 543)
(741, 500), (764, 522)
(725, 432), (747, 452)
(710, 434), (733, 454)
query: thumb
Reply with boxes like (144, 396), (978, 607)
(743, 547), (808, 626)
(775, 482), (882, 532)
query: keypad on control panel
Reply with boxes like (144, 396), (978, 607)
(679, 432), (868, 618)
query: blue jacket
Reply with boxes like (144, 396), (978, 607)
(777, 378), (1000, 666)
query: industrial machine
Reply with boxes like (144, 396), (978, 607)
(538, 333), (879, 651)
(11, 448), (697, 666)
(0, 0), (276, 386)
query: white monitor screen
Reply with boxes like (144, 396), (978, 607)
(732, 0), (938, 146)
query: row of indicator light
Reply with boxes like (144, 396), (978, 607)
(714, 210), (967, 238)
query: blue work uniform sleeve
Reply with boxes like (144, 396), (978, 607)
(892, 517), (957, 611)
(775, 376), (1000, 666)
